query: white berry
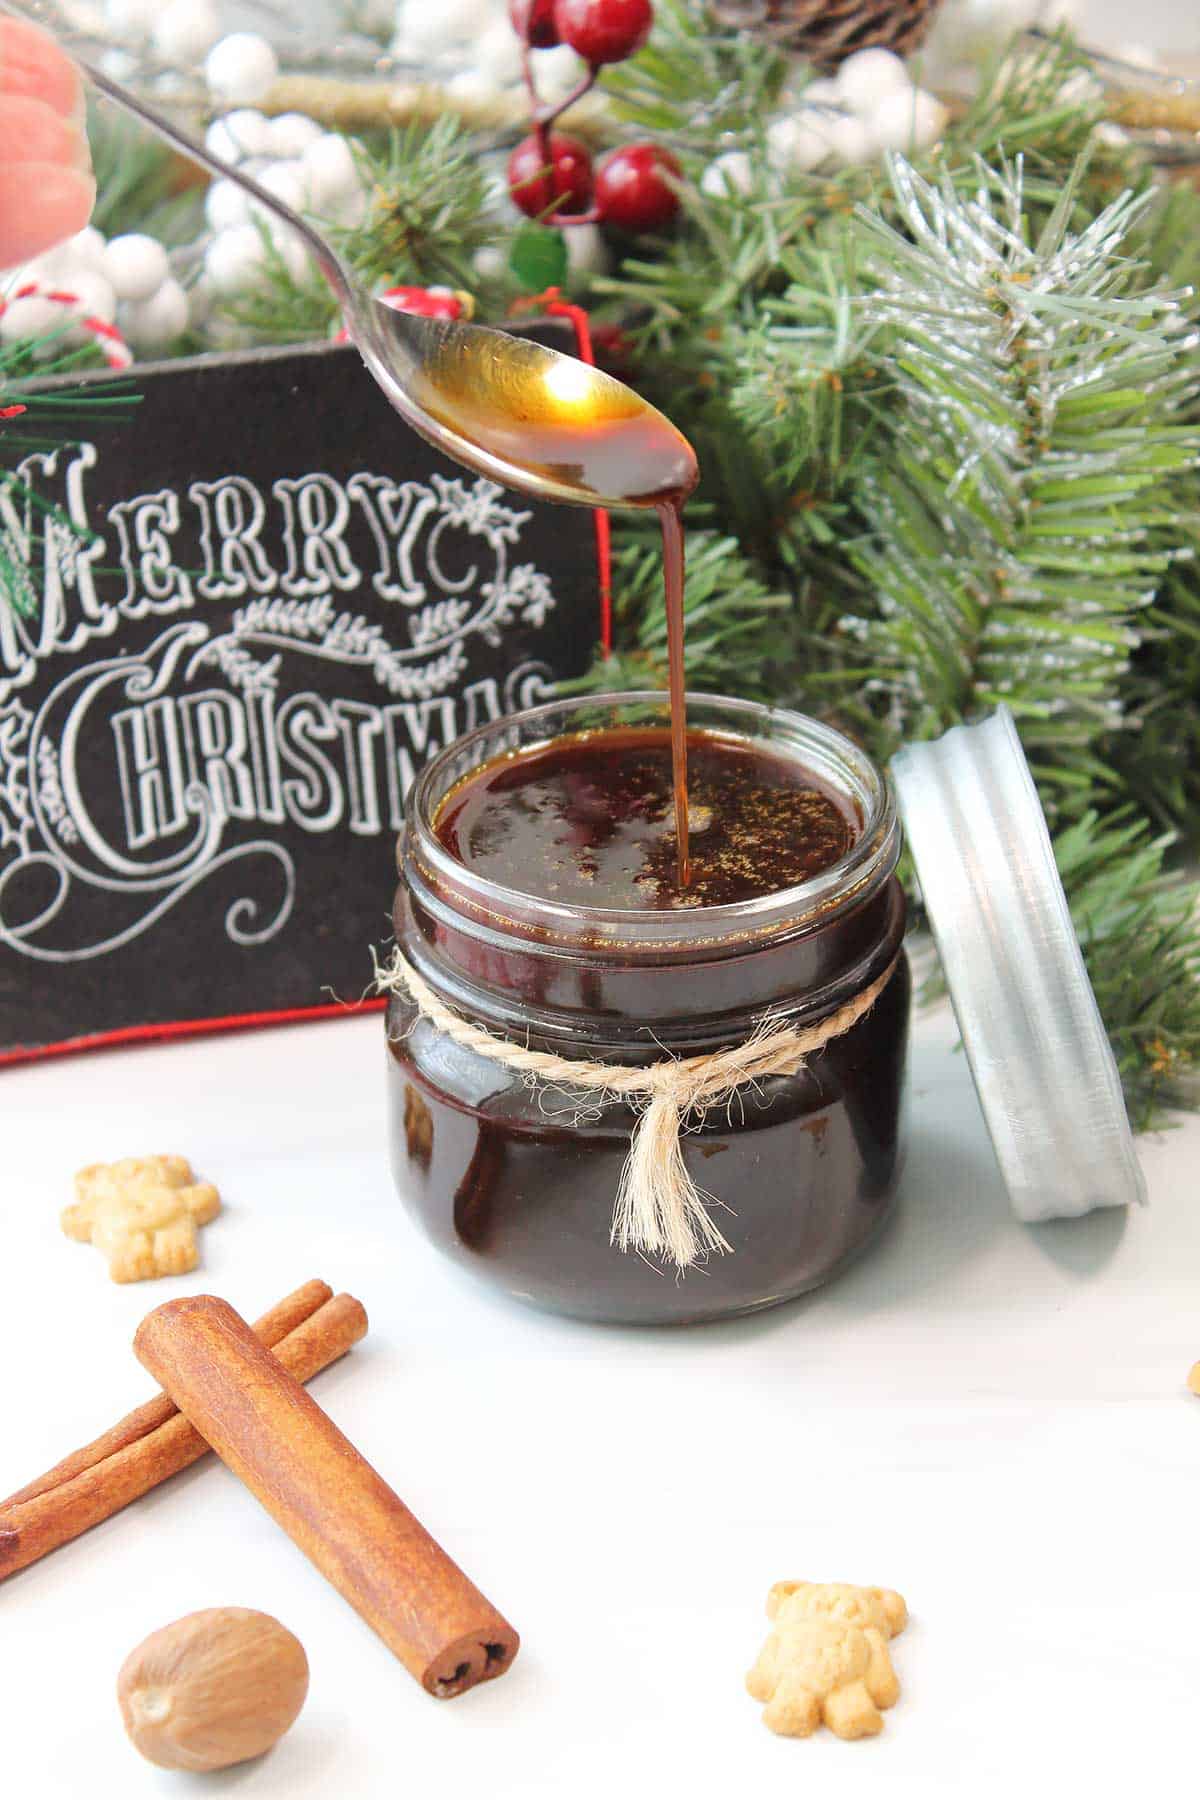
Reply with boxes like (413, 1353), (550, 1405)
(835, 47), (912, 111)
(205, 109), (272, 163)
(119, 277), (190, 351)
(794, 76), (842, 108)
(65, 227), (109, 273)
(256, 160), (309, 216)
(152, 0), (222, 64)
(874, 88), (949, 153)
(825, 114), (877, 167)
(0, 293), (64, 344)
(104, 0), (158, 33)
(328, 182), (368, 228)
(700, 151), (755, 198)
(475, 18), (523, 86)
(472, 244), (507, 281)
(185, 273), (216, 326)
(103, 233), (170, 303)
(21, 245), (81, 285)
(204, 223), (268, 295)
(301, 134), (361, 212)
(65, 270), (118, 324)
(98, 47), (141, 82)
(265, 112), (325, 158)
(395, 0), (493, 54)
(205, 177), (252, 233)
(265, 222), (311, 284)
(537, 44), (589, 101)
(205, 33), (279, 107)
(767, 112), (831, 173)
(564, 223), (609, 278)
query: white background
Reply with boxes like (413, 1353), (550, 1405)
(1, 999), (1196, 1799)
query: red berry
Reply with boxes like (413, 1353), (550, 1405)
(509, 0), (559, 47)
(507, 131), (594, 218)
(553, 0), (653, 65)
(594, 143), (680, 232)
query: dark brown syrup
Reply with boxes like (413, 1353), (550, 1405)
(433, 725), (856, 911)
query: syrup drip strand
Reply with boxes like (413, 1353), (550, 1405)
(658, 500), (690, 888)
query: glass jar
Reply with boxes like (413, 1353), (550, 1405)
(386, 693), (909, 1325)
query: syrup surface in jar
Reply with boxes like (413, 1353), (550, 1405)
(433, 725), (857, 911)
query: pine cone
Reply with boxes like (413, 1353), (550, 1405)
(708, 0), (941, 69)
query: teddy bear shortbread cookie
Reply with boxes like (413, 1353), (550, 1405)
(746, 1580), (908, 1740)
(62, 1155), (221, 1283)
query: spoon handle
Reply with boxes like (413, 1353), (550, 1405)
(0, 0), (359, 322)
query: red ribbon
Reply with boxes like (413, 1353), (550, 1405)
(532, 287), (612, 658)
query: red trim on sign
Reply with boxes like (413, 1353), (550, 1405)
(0, 996), (387, 1069)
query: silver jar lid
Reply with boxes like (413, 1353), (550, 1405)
(891, 707), (1146, 1223)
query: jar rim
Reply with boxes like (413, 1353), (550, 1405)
(403, 691), (901, 955)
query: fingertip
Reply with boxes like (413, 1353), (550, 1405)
(0, 164), (95, 273)
(0, 17), (85, 121)
(0, 94), (90, 171)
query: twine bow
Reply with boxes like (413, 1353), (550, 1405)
(376, 948), (898, 1271)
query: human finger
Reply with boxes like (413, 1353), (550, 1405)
(0, 163), (95, 270)
(0, 16), (85, 121)
(0, 92), (90, 170)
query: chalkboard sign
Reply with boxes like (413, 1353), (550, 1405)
(0, 335), (599, 1061)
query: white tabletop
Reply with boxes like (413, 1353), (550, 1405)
(1, 1001), (1195, 1798)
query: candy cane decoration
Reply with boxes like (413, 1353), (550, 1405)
(331, 285), (474, 344)
(0, 279), (133, 372)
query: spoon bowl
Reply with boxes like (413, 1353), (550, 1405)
(5, 4), (698, 511)
(360, 303), (698, 507)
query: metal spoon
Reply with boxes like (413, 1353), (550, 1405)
(5, 7), (699, 511)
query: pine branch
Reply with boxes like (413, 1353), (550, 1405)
(224, 114), (504, 345)
(831, 154), (1200, 802)
(560, 524), (796, 699)
(1109, 515), (1200, 843)
(1055, 809), (1200, 1127)
(1, 340), (138, 618)
(87, 102), (206, 249)
(333, 115), (500, 292)
(954, 27), (1110, 173)
(600, 0), (787, 148)
(225, 229), (339, 342)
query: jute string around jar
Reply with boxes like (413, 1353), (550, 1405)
(377, 948), (899, 1272)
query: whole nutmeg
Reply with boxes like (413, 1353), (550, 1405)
(117, 1607), (309, 1772)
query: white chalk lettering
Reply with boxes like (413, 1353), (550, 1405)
(189, 475), (277, 600)
(109, 489), (192, 617)
(276, 692), (343, 833)
(111, 696), (189, 850)
(178, 690), (257, 824)
(274, 474), (360, 597)
(331, 698), (385, 836)
(345, 473), (436, 605)
(0, 445), (110, 692)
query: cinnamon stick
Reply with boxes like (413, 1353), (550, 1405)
(135, 1295), (519, 1699)
(1, 1279), (332, 1511)
(0, 1291), (366, 1582)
